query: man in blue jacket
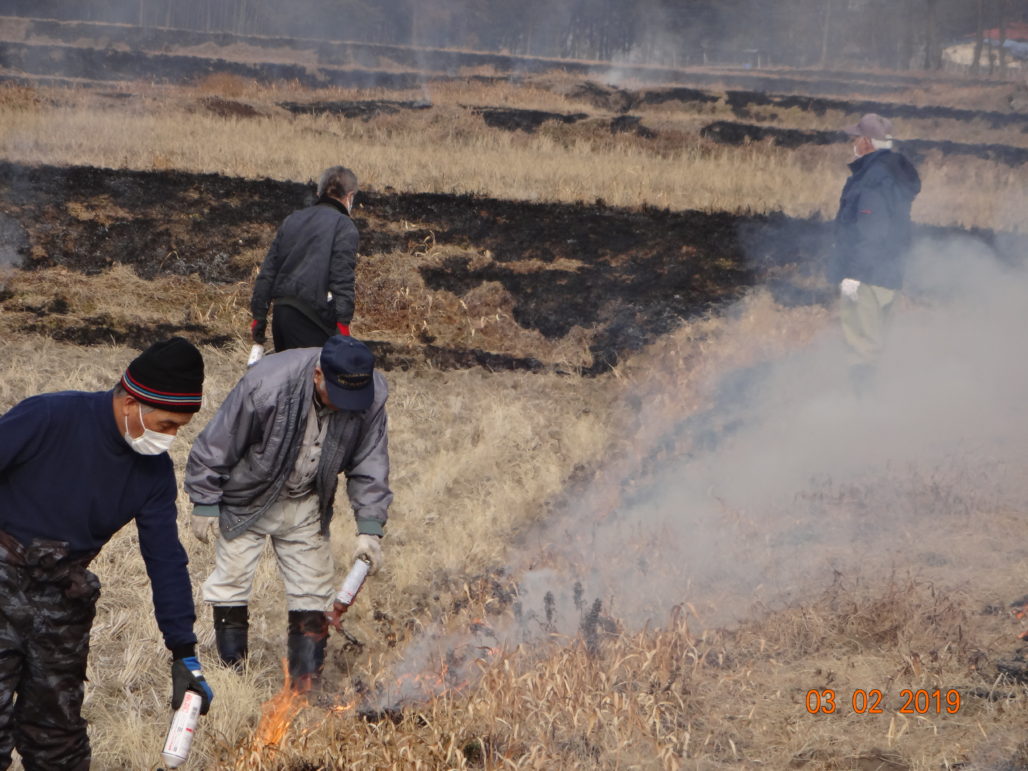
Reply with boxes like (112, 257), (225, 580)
(830, 113), (921, 390)
(0, 338), (213, 770)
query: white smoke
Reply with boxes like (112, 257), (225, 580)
(521, 234), (1028, 632)
(366, 232), (1028, 709)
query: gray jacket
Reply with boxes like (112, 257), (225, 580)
(250, 198), (359, 331)
(184, 348), (391, 540)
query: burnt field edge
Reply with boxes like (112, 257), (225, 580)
(701, 120), (1028, 166)
(1, 162), (1024, 375)
(14, 16), (999, 89)
(4, 37), (1018, 109)
(1, 17), (970, 98)
(3, 48), (1024, 136)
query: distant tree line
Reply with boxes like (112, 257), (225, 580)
(8, 0), (1027, 71)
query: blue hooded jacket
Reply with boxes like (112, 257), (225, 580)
(830, 149), (921, 290)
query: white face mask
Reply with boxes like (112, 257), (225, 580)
(124, 404), (176, 455)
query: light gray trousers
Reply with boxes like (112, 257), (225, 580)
(202, 495), (334, 611)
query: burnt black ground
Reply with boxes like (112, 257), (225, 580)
(279, 100), (433, 120)
(724, 90), (1028, 130)
(0, 162), (769, 371)
(1, 162), (1024, 373)
(473, 107), (589, 132)
(2, 18), (995, 102)
(0, 19), (915, 97)
(564, 82), (1028, 132)
(0, 41), (425, 90)
(701, 121), (1028, 166)
(470, 107), (655, 137)
(19, 18), (996, 91)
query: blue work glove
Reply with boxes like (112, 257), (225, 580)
(171, 656), (213, 715)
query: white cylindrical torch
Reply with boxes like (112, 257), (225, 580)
(328, 556), (371, 629)
(246, 344), (265, 368)
(161, 690), (203, 768)
(336, 556), (371, 607)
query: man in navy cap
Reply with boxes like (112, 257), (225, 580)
(185, 336), (391, 690)
(830, 113), (921, 392)
(0, 337), (214, 771)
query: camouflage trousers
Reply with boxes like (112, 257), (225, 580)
(0, 530), (99, 771)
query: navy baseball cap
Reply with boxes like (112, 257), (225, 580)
(320, 335), (375, 411)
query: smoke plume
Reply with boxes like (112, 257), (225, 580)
(372, 230), (1028, 708)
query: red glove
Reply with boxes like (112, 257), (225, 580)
(250, 319), (267, 344)
(336, 323), (350, 337)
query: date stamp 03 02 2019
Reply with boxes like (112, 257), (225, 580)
(805, 688), (962, 715)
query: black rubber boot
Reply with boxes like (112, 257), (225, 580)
(213, 605), (249, 668)
(287, 609), (329, 692)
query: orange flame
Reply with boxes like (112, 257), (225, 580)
(238, 620), (504, 764)
(330, 699), (358, 714)
(236, 660), (308, 768)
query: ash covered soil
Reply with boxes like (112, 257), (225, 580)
(1, 161), (1022, 373)
(0, 162), (809, 371)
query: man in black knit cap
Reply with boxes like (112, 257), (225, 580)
(249, 166), (360, 352)
(0, 337), (214, 771)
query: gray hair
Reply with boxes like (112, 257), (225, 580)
(317, 166), (358, 200)
(113, 382), (155, 413)
(870, 138), (894, 150)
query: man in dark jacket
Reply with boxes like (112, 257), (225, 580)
(0, 338), (214, 771)
(185, 335), (391, 690)
(830, 113), (921, 386)
(250, 166), (360, 352)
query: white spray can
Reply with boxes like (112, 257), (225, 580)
(328, 556), (370, 629)
(246, 344), (265, 368)
(336, 556), (371, 607)
(161, 690), (202, 768)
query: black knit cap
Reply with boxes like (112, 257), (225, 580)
(121, 337), (204, 413)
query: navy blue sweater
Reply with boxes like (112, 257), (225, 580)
(0, 390), (196, 652)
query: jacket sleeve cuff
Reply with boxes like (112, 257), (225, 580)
(356, 518), (384, 537)
(170, 643), (197, 660)
(192, 503), (220, 518)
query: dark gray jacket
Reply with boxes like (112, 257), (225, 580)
(184, 348), (390, 540)
(830, 149), (921, 290)
(250, 198), (359, 331)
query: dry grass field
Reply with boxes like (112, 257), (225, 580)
(1, 74), (1026, 232)
(1, 29), (1028, 770)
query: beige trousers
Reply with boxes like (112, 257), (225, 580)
(202, 495), (334, 611)
(840, 282), (896, 365)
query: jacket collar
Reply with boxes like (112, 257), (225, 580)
(848, 148), (889, 174)
(316, 195), (350, 217)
